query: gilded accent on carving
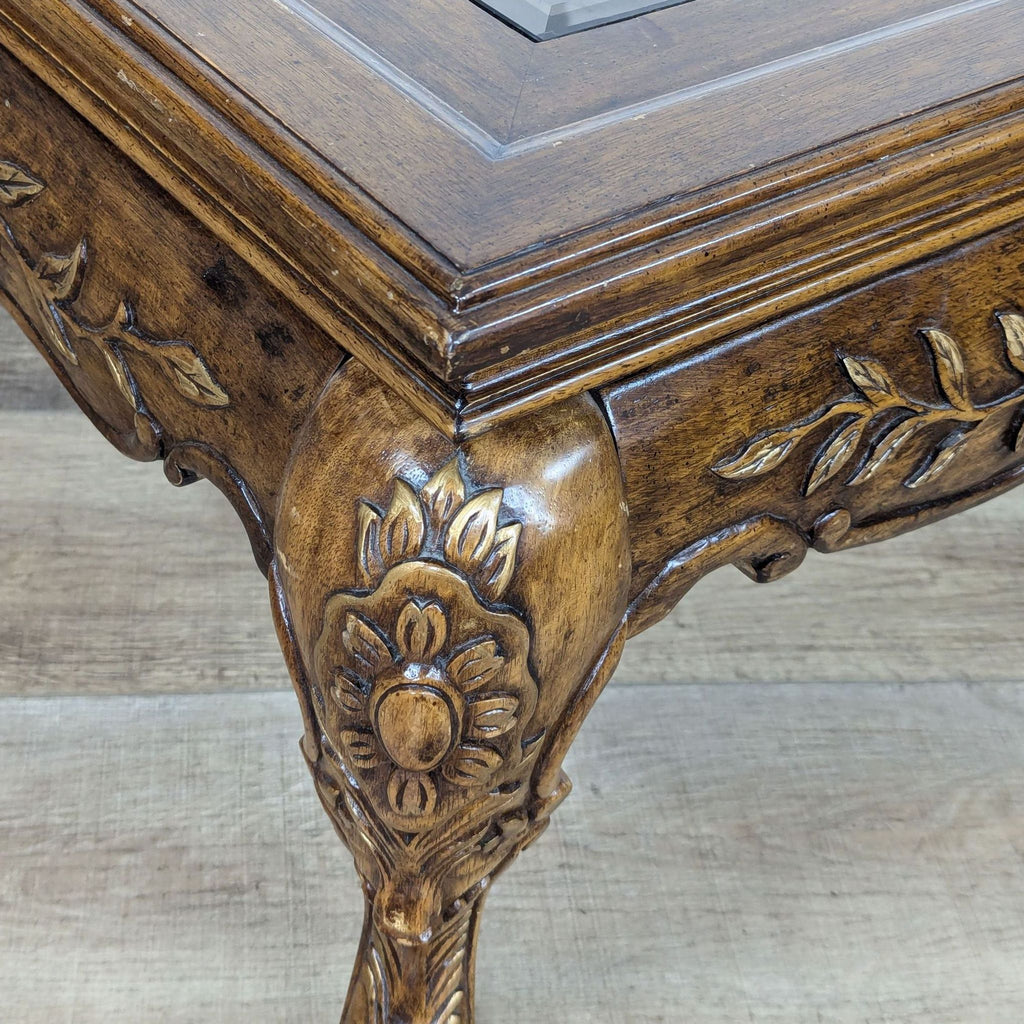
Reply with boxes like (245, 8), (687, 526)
(303, 458), (550, 1022)
(314, 459), (539, 830)
(0, 158), (228, 453)
(0, 160), (43, 206)
(713, 315), (1024, 494)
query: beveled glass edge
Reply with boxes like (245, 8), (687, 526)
(471, 0), (694, 41)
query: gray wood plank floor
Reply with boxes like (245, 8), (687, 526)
(3, 687), (1024, 1023)
(4, 310), (1024, 1021)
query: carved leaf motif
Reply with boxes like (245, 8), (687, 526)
(388, 770), (438, 817)
(715, 310), (1024, 499)
(343, 612), (392, 677)
(848, 416), (926, 485)
(157, 341), (231, 406)
(921, 329), (972, 411)
(112, 301), (229, 407)
(476, 523), (521, 603)
(442, 745), (503, 788)
(102, 347), (135, 406)
(444, 490), (501, 573)
(26, 243), (88, 365)
(380, 481), (426, 566)
(905, 427), (972, 488)
(842, 355), (897, 404)
(36, 241), (86, 302)
(421, 460), (466, 535)
(433, 989), (464, 1024)
(332, 674), (366, 714)
(396, 602), (447, 663)
(357, 502), (387, 587)
(712, 427), (802, 480)
(0, 161), (43, 205)
(40, 302), (79, 364)
(342, 728), (385, 769)
(447, 640), (504, 693)
(998, 313), (1024, 376)
(466, 695), (519, 740)
(0, 157), (229, 455)
(805, 417), (864, 496)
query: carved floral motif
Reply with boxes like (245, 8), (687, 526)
(328, 600), (526, 820)
(714, 315), (1024, 494)
(0, 158), (228, 452)
(299, 459), (553, 1022)
(313, 459), (538, 832)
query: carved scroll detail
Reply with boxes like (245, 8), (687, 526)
(0, 158), (228, 454)
(714, 315), (1024, 494)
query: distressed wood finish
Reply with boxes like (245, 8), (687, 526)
(3, 1), (1024, 1021)
(3, 1), (1024, 434)
(0, 57), (343, 569)
(272, 363), (629, 1021)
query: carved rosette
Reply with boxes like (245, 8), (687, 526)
(312, 461), (540, 834)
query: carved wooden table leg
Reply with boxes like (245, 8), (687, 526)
(269, 361), (630, 1023)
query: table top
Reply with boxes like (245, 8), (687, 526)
(4, 0), (1024, 434)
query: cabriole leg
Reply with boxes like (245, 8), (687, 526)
(270, 362), (630, 1023)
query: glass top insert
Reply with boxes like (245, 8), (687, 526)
(473, 0), (693, 40)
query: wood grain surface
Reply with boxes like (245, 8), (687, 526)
(7, 2), (1024, 438)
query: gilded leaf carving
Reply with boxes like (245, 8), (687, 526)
(805, 417), (863, 496)
(0, 158), (229, 449)
(306, 459), (543, 1023)
(709, 426), (802, 480)
(0, 160), (43, 206)
(714, 314), (1024, 495)
(922, 328), (971, 411)
(1000, 313), (1024, 375)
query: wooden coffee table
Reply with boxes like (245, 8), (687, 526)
(3, 1), (1024, 1020)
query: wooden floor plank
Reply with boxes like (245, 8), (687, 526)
(1, 686), (1023, 1023)
(0, 411), (280, 695)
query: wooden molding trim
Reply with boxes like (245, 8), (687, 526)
(3, 3), (1024, 437)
